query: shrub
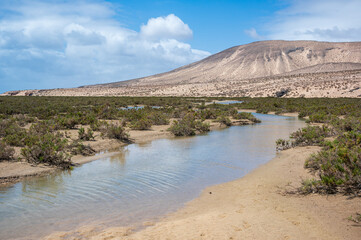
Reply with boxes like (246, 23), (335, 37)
(194, 120), (210, 133)
(12, 114), (35, 127)
(168, 112), (209, 136)
(56, 116), (79, 129)
(300, 131), (361, 195)
(0, 141), (15, 161)
(276, 138), (292, 151)
(68, 140), (96, 156)
(3, 130), (28, 147)
(0, 120), (28, 147)
(199, 109), (217, 120)
(233, 112), (261, 123)
(105, 124), (130, 142)
(130, 118), (153, 130)
(307, 113), (335, 123)
(168, 120), (195, 136)
(78, 127), (95, 141)
(216, 115), (232, 126)
(331, 116), (361, 133)
(290, 126), (333, 147)
(148, 112), (170, 125)
(21, 132), (71, 168)
(30, 120), (58, 133)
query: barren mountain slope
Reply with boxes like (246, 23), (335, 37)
(3, 40), (361, 97)
(87, 40), (361, 88)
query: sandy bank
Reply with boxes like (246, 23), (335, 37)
(45, 146), (360, 240)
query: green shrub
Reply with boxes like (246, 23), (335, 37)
(168, 120), (195, 136)
(169, 112), (209, 136)
(0, 141), (15, 160)
(331, 116), (361, 133)
(21, 132), (71, 168)
(148, 112), (170, 125)
(290, 126), (332, 146)
(276, 138), (292, 151)
(301, 131), (361, 194)
(3, 129), (28, 147)
(233, 112), (261, 123)
(105, 124), (130, 142)
(199, 109), (217, 119)
(56, 116), (79, 129)
(78, 127), (95, 141)
(0, 120), (28, 147)
(130, 118), (153, 130)
(194, 120), (210, 133)
(68, 140), (96, 156)
(216, 115), (232, 126)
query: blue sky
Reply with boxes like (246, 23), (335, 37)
(1, 0), (361, 93)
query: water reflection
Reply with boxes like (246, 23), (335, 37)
(108, 149), (128, 167)
(0, 113), (305, 240)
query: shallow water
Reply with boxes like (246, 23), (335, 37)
(207, 100), (243, 105)
(0, 113), (305, 239)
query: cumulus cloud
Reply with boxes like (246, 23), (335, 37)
(0, 0), (210, 92)
(266, 0), (361, 41)
(140, 14), (193, 40)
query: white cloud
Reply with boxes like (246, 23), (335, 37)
(140, 14), (193, 40)
(244, 28), (264, 40)
(0, 1), (209, 91)
(266, 0), (361, 41)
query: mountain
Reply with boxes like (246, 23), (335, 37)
(4, 40), (361, 97)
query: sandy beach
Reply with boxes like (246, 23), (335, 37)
(44, 146), (361, 240)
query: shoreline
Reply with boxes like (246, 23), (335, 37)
(46, 146), (361, 240)
(0, 118), (245, 186)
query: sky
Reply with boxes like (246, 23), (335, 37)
(1, 0), (361, 93)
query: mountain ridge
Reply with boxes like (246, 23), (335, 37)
(3, 40), (361, 97)
(83, 40), (361, 88)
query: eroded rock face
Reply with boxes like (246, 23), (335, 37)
(3, 40), (361, 98)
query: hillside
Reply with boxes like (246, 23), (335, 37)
(3, 40), (361, 97)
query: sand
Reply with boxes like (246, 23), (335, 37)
(44, 146), (361, 240)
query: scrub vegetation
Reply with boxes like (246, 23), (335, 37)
(0, 96), (262, 168)
(270, 99), (361, 195)
(1, 95), (359, 195)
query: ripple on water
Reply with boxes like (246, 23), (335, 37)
(0, 113), (305, 240)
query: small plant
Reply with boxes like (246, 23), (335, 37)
(233, 112), (261, 123)
(56, 116), (79, 129)
(168, 120), (195, 136)
(169, 112), (209, 136)
(130, 118), (153, 130)
(290, 126), (332, 147)
(69, 140), (96, 156)
(0, 141), (15, 161)
(78, 127), (95, 141)
(105, 124), (130, 142)
(194, 120), (210, 133)
(348, 213), (361, 224)
(148, 112), (170, 125)
(276, 138), (292, 151)
(216, 115), (232, 126)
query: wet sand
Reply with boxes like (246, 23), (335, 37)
(45, 146), (361, 240)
